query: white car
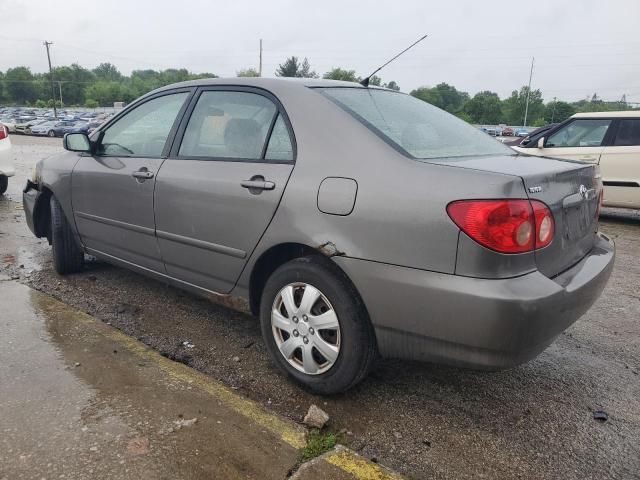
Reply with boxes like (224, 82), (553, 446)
(512, 111), (640, 209)
(0, 123), (13, 195)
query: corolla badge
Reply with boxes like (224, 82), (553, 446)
(528, 186), (543, 193)
(579, 184), (588, 199)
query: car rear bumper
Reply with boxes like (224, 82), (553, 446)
(333, 232), (615, 369)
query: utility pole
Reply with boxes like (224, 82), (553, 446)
(551, 96), (557, 123)
(259, 39), (263, 77)
(43, 41), (57, 118)
(523, 56), (534, 127)
(58, 81), (63, 107)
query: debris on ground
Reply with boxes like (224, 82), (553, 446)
(182, 341), (195, 349)
(126, 436), (150, 455)
(303, 405), (329, 429)
(593, 410), (608, 422)
(232, 356), (240, 362)
(174, 417), (198, 429)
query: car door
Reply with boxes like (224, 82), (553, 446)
(72, 89), (191, 272)
(599, 118), (640, 208)
(539, 118), (613, 163)
(154, 87), (296, 294)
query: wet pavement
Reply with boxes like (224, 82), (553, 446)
(0, 279), (304, 479)
(1, 135), (640, 479)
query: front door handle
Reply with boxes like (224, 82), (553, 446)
(132, 168), (155, 181)
(241, 175), (275, 193)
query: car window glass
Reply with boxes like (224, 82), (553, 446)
(98, 92), (188, 156)
(546, 119), (611, 148)
(265, 114), (294, 161)
(179, 91), (277, 160)
(319, 88), (511, 159)
(613, 119), (640, 146)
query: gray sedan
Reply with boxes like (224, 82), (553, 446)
(23, 78), (614, 394)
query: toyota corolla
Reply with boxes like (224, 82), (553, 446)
(23, 78), (614, 394)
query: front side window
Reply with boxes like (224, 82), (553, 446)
(546, 119), (611, 148)
(613, 119), (640, 146)
(98, 92), (189, 156)
(179, 91), (279, 160)
(319, 88), (512, 159)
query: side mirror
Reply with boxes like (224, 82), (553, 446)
(537, 137), (545, 149)
(64, 133), (91, 153)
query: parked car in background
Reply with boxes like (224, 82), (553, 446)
(0, 123), (13, 194)
(0, 117), (17, 133)
(515, 128), (530, 137)
(23, 78), (614, 394)
(30, 120), (65, 137)
(504, 124), (557, 147)
(512, 111), (640, 209)
(50, 120), (79, 137)
(502, 127), (514, 136)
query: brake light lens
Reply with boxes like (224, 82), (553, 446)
(447, 199), (554, 254)
(0, 124), (8, 140)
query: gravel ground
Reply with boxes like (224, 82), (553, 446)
(2, 135), (639, 479)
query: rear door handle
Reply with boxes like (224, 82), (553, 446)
(132, 168), (155, 180)
(241, 175), (275, 193)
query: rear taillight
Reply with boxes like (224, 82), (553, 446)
(447, 199), (554, 254)
(0, 124), (8, 140)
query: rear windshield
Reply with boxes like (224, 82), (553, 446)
(318, 88), (513, 159)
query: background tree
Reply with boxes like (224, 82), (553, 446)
(384, 80), (400, 91)
(502, 86), (544, 126)
(92, 62), (123, 82)
(323, 68), (358, 82)
(52, 64), (95, 106)
(410, 83), (468, 114)
(4, 67), (39, 104)
(236, 68), (260, 77)
(275, 57), (317, 78)
(464, 91), (502, 124)
(544, 100), (575, 123)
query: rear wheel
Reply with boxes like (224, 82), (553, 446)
(0, 175), (7, 195)
(50, 196), (84, 274)
(260, 256), (377, 394)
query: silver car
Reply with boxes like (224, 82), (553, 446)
(23, 78), (615, 394)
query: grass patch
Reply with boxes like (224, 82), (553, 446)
(299, 429), (339, 462)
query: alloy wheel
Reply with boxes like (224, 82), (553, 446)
(271, 282), (341, 375)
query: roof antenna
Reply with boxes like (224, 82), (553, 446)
(360, 34), (428, 87)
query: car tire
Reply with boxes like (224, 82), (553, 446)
(50, 196), (84, 274)
(48, 130), (55, 137)
(260, 256), (377, 395)
(0, 175), (7, 195)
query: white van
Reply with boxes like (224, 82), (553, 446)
(512, 111), (640, 209)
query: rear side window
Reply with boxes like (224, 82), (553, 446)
(98, 92), (188, 156)
(179, 91), (281, 160)
(265, 115), (294, 161)
(613, 119), (640, 146)
(546, 119), (611, 147)
(319, 88), (512, 159)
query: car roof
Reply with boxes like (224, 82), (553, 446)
(571, 111), (640, 118)
(153, 77), (386, 95)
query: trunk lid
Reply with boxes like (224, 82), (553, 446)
(426, 154), (601, 277)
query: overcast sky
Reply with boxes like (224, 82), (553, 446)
(1, 0), (638, 102)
